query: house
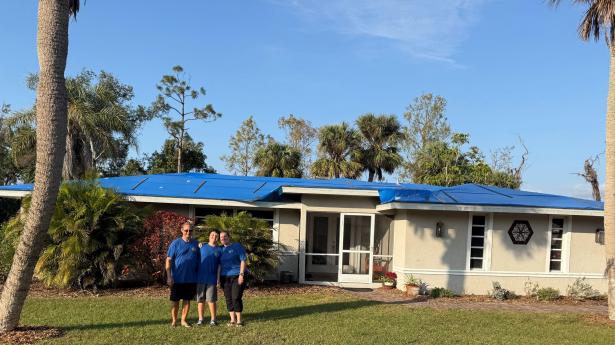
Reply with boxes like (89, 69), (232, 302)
(0, 173), (606, 295)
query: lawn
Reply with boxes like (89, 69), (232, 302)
(16, 291), (615, 345)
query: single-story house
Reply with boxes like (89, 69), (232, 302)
(0, 173), (606, 295)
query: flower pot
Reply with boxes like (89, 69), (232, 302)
(406, 284), (420, 297)
(383, 282), (395, 289)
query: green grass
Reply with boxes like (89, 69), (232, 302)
(19, 292), (615, 345)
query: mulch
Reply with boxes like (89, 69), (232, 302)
(0, 326), (64, 345)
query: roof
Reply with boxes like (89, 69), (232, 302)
(0, 172), (603, 212)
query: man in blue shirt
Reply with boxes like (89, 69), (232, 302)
(166, 221), (200, 327)
(196, 230), (221, 326)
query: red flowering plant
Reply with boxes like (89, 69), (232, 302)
(382, 271), (397, 285)
(128, 211), (190, 283)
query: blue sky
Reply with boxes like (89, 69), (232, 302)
(0, 0), (608, 198)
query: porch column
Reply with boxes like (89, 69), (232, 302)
(298, 205), (307, 283)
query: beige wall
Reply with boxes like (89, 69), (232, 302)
(396, 211), (606, 294)
(302, 195), (379, 213)
(402, 210), (469, 271)
(278, 209), (300, 252)
(490, 213), (549, 272)
(570, 216), (605, 273)
(396, 273), (607, 296)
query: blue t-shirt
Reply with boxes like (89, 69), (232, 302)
(167, 238), (200, 283)
(197, 244), (221, 284)
(220, 242), (247, 276)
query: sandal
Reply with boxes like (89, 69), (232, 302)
(227, 321), (236, 327)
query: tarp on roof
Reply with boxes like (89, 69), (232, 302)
(378, 183), (603, 211)
(0, 173), (604, 211)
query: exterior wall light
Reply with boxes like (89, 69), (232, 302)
(435, 221), (444, 238)
(595, 228), (605, 245)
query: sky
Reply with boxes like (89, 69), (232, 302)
(0, 0), (608, 199)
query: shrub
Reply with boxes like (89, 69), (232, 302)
(129, 210), (190, 283)
(566, 278), (601, 300)
(199, 211), (279, 282)
(524, 279), (539, 297)
(490, 281), (516, 301)
(430, 287), (456, 298)
(536, 287), (560, 301)
(403, 274), (420, 286)
(4, 180), (149, 289)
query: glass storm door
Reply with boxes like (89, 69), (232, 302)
(338, 213), (375, 283)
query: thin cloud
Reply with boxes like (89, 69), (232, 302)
(281, 0), (486, 63)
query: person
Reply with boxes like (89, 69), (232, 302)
(165, 221), (200, 328)
(219, 231), (248, 327)
(196, 230), (221, 326)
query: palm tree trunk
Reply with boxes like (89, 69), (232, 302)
(368, 169), (375, 182)
(606, 45), (615, 321)
(0, 0), (70, 331)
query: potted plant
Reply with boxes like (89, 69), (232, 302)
(381, 272), (397, 288)
(404, 274), (421, 297)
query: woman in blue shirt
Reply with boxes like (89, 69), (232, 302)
(219, 230), (247, 327)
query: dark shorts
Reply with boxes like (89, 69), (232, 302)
(170, 283), (196, 302)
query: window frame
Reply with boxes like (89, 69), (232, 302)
(546, 215), (571, 273)
(465, 212), (493, 271)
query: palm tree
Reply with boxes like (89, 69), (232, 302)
(0, 0), (80, 332)
(5, 70), (141, 180)
(311, 123), (363, 179)
(549, 0), (615, 320)
(254, 141), (303, 178)
(356, 113), (403, 182)
(2, 180), (146, 290)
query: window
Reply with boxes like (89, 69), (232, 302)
(194, 207), (276, 231)
(469, 215), (486, 270)
(194, 207), (233, 226)
(549, 218), (564, 272)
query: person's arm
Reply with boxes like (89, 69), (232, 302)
(238, 260), (246, 285)
(165, 257), (173, 286)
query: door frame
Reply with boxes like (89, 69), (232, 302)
(338, 213), (375, 283)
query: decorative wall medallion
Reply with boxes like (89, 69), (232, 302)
(508, 220), (533, 245)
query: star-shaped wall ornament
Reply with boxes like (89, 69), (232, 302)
(508, 220), (533, 245)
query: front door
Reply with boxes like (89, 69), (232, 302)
(338, 213), (374, 283)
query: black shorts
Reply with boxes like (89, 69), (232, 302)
(170, 283), (196, 302)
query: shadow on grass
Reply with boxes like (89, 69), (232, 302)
(60, 300), (379, 331)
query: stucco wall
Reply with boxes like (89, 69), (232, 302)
(490, 213), (550, 272)
(301, 195), (379, 213)
(569, 216), (605, 274)
(278, 209), (300, 252)
(402, 210), (469, 271)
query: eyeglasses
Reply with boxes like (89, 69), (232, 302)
(182, 230), (192, 233)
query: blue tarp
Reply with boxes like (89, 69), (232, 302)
(0, 173), (603, 211)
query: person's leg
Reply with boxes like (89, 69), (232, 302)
(223, 276), (236, 324)
(181, 300), (191, 326)
(171, 301), (179, 326)
(197, 303), (205, 322)
(206, 284), (218, 323)
(208, 302), (216, 321)
(232, 278), (245, 325)
(196, 284), (205, 323)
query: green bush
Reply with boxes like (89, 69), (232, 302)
(566, 278), (601, 300)
(3, 180), (149, 289)
(429, 287), (456, 298)
(198, 211), (280, 282)
(490, 281), (516, 301)
(536, 287), (560, 301)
